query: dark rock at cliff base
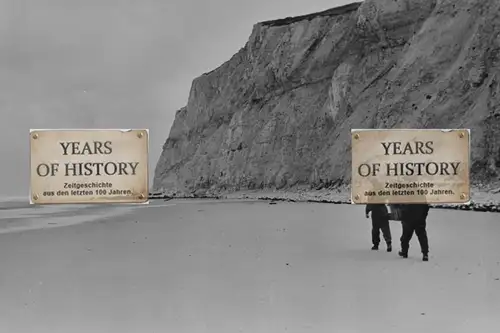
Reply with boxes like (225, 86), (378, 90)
(154, 0), (500, 196)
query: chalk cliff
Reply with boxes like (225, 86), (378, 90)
(153, 0), (500, 195)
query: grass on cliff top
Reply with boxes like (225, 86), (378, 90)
(259, 2), (362, 27)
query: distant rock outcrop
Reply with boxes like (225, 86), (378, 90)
(154, 0), (500, 196)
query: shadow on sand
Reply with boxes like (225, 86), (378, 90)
(335, 247), (424, 263)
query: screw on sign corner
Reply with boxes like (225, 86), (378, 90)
(32, 133), (38, 139)
(32, 194), (39, 201)
(460, 193), (468, 200)
(138, 193), (145, 199)
(354, 194), (360, 201)
(353, 133), (360, 140)
(137, 131), (144, 138)
(459, 132), (465, 138)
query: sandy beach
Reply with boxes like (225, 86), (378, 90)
(0, 199), (499, 333)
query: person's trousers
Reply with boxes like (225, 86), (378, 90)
(372, 218), (391, 245)
(400, 220), (429, 254)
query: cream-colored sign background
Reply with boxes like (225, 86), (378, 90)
(30, 129), (149, 204)
(351, 129), (470, 204)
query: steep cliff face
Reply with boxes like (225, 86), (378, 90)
(154, 0), (500, 195)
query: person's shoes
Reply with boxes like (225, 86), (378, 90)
(422, 253), (429, 261)
(398, 251), (408, 258)
(387, 243), (392, 252)
(371, 245), (379, 250)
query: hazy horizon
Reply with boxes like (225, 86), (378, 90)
(0, 0), (352, 197)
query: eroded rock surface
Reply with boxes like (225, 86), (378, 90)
(154, 0), (500, 196)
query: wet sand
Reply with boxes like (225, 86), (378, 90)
(0, 200), (499, 332)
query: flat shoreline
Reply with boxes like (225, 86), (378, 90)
(150, 187), (500, 213)
(1, 199), (499, 332)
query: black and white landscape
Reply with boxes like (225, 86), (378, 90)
(1, 0), (500, 332)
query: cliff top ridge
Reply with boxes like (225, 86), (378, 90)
(258, 2), (362, 27)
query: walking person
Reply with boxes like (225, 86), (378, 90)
(398, 204), (430, 261)
(365, 204), (392, 252)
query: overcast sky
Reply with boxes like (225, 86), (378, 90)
(0, 0), (352, 198)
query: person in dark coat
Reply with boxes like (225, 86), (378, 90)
(365, 204), (392, 252)
(398, 204), (430, 261)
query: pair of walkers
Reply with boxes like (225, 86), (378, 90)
(365, 203), (430, 261)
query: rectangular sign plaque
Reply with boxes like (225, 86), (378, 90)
(30, 129), (149, 204)
(351, 129), (470, 204)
